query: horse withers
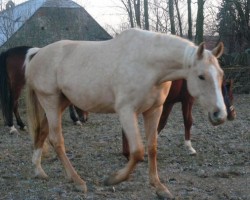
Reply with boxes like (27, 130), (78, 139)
(24, 29), (226, 199)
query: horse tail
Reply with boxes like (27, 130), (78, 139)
(25, 47), (44, 142)
(0, 50), (13, 126)
(24, 47), (40, 77)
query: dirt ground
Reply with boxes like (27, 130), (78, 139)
(0, 94), (249, 200)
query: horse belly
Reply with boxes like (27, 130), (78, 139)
(63, 86), (116, 113)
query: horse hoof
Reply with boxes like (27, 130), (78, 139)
(75, 121), (82, 126)
(156, 188), (174, 200)
(104, 172), (128, 186)
(20, 126), (27, 131)
(34, 168), (48, 179)
(188, 149), (197, 155)
(10, 129), (19, 135)
(75, 182), (87, 193)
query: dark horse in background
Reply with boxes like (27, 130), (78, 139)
(0, 46), (87, 134)
(121, 79), (236, 158)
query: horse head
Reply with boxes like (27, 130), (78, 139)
(185, 42), (227, 126)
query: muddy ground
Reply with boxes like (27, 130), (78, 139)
(0, 94), (249, 200)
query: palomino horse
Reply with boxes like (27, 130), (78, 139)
(122, 79), (236, 159)
(24, 29), (226, 199)
(0, 46), (86, 134)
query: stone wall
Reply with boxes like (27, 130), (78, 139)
(223, 66), (250, 94)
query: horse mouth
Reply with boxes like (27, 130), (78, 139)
(208, 113), (226, 126)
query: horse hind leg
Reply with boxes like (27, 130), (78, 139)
(43, 96), (87, 192)
(13, 101), (26, 130)
(69, 105), (82, 126)
(32, 115), (49, 179)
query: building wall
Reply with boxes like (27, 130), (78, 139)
(0, 7), (112, 50)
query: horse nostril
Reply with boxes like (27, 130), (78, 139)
(213, 111), (220, 118)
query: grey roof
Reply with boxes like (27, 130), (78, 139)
(0, 0), (85, 45)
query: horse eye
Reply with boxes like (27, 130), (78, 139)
(198, 75), (205, 80)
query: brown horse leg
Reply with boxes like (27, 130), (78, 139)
(182, 101), (196, 155)
(143, 106), (174, 199)
(69, 104), (82, 125)
(122, 129), (130, 160)
(104, 107), (144, 186)
(13, 101), (26, 130)
(157, 102), (174, 134)
(75, 106), (88, 122)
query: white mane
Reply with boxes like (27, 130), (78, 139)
(183, 45), (197, 69)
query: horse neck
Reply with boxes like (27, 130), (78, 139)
(151, 36), (196, 83)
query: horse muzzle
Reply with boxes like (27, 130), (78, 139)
(208, 110), (227, 126)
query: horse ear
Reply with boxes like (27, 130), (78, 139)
(197, 42), (205, 60)
(212, 42), (224, 58)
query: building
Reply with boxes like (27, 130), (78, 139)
(0, 0), (112, 50)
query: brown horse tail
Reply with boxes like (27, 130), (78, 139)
(0, 50), (13, 126)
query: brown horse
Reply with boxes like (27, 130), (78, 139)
(0, 46), (86, 134)
(0, 46), (31, 134)
(122, 78), (236, 159)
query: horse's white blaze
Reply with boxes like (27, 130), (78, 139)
(209, 65), (227, 118)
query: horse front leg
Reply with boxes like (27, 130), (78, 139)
(157, 102), (174, 134)
(104, 107), (144, 185)
(143, 106), (174, 199)
(182, 101), (196, 155)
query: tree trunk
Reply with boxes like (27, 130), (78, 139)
(144, 0), (149, 30)
(195, 0), (204, 44)
(187, 0), (192, 40)
(134, 0), (141, 28)
(169, 0), (176, 34)
(174, 0), (183, 36)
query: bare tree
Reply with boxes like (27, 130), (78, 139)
(168, 0), (176, 34)
(195, 0), (205, 44)
(174, 0), (183, 36)
(134, 0), (141, 28)
(144, 0), (149, 30)
(121, 0), (135, 28)
(187, 0), (192, 40)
